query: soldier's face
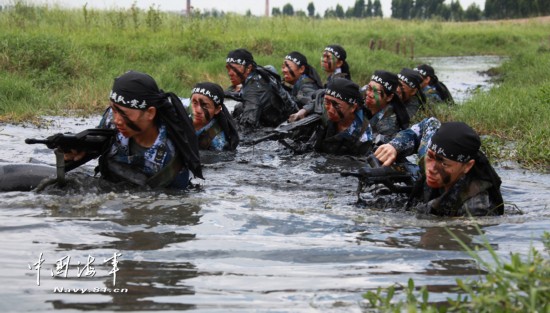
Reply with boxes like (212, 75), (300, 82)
(324, 95), (355, 123)
(226, 63), (247, 86)
(424, 149), (474, 191)
(365, 82), (391, 114)
(398, 81), (417, 102)
(191, 94), (221, 129)
(110, 102), (156, 138)
(320, 52), (342, 73)
(281, 61), (304, 85)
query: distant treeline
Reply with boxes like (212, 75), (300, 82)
(2, 0), (549, 21)
(267, 0), (550, 21)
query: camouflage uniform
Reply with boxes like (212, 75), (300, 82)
(369, 105), (402, 145)
(98, 108), (189, 189)
(422, 85), (443, 103)
(312, 107), (373, 156)
(387, 117), (440, 158)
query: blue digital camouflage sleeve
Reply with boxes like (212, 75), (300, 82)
(388, 117), (441, 159)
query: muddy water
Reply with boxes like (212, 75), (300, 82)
(416, 55), (506, 103)
(1, 56), (549, 312)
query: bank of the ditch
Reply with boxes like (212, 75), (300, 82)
(0, 5), (548, 169)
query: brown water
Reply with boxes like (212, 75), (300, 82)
(1, 56), (549, 312)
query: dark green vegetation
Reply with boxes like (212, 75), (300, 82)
(363, 231), (550, 312)
(389, 0), (550, 21)
(256, 0), (549, 22)
(0, 3), (548, 169)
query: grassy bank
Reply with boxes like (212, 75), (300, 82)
(0, 4), (549, 169)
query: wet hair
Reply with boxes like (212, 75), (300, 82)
(414, 64), (434, 78)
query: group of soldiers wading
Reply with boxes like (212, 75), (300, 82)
(64, 45), (504, 217)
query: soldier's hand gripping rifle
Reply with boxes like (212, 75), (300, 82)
(25, 128), (116, 185)
(243, 113), (322, 146)
(341, 154), (418, 202)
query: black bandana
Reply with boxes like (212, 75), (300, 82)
(398, 68), (423, 90)
(109, 71), (166, 110)
(226, 48), (255, 66)
(285, 51), (308, 66)
(414, 64), (435, 79)
(324, 45), (347, 60)
(428, 122), (481, 163)
(192, 82), (224, 107)
(370, 70), (399, 95)
(325, 77), (361, 105)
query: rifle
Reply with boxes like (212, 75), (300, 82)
(25, 128), (116, 185)
(243, 113), (322, 146)
(341, 154), (419, 202)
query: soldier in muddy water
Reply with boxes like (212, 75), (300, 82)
(181, 82), (239, 152)
(65, 70), (203, 189)
(374, 118), (504, 217)
(225, 48), (298, 129)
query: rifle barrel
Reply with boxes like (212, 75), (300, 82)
(25, 138), (48, 145)
(340, 172), (362, 178)
(244, 132), (281, 146)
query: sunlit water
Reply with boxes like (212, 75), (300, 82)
(1, 56), (549, 312)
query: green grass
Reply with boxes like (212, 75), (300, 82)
(451, 51), (550, 168)
(0, 3), (549, 168)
